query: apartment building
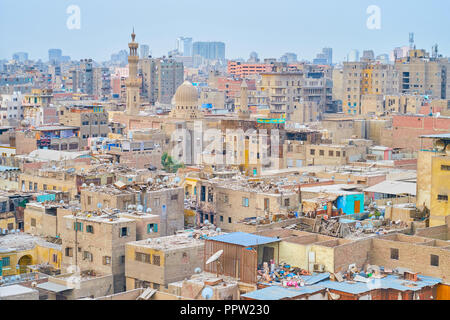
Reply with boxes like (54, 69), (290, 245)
(125, 233), (205, 291)
(342, 62), (399, 116)
(139, 57), (184, 105)
(227, 61), (273, 78)
(59, 105), (109, 148)
(61, 213), (137, 293)
(395, 49), (448, 99)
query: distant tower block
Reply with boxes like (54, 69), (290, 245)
(238, 80), (250, 119)
(126, 28), (141, 115)
(409, 32), (415, 49)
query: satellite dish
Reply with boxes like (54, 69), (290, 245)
(90, 183), (95, 187)
(82, 183), (87, 188)
(147, 178), (154, 184)
(201, 287), (214, 300)
(204, 219), (209, 225)
(206, 250), (223, 265)
(97, 203), (103, 209)
(60, 200), (64, 204)
(174, 177), (181, 183)
(137, 205), (144, 212)
(194, 267), (202, 274)
(146, 208), (152, 213)
(163, 176), (169, 181)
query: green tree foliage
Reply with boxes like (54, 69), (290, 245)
(161, 152), (185, 173)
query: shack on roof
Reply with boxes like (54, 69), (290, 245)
(204, 232), (281, 285)
(364, 180), (417, 197)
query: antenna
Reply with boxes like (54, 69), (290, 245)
(201, 287), (214, 300)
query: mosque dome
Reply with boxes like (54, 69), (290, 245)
(175, 81), (198, 107)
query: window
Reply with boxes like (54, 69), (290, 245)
(83, 251), (93, 261)
(31, 218), (36, 227)
(120, 227), (128, 237)
(310, 149), (315, 156)
(319, 150), (324, 156)
(153, 255), (161, 266)
(242, 197), (249, 207)
(120, 255), (125, 264)
(103, 256), (111, 265)
(430, 254), (439, 267)
(284, 199), (290, 207)
(2, 257), (10, 266)
(153, 198), (160, 207)
(86, 225), (94, 233)
(52, 254), (58, 263)
(336, 151), (341, 157)
(65, 247), (73, 257)
(147, 223), (158, 233)
(329, 151), (334, 157)
(220, 216), (224, 222)
(390, 248), (399, 260)
(74, 222), (83, 231)
(223, 194), (229, 204)
(171, 194), (178, 201)
(7, 223), (13, 230)
(135, 252), (151, 264)
(437, 195), (448, 201)
(87, 196), (92, 205)
(228, 217), (232, 224)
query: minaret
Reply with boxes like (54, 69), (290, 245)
(238, 80), (250, 119)
(126, 29), (140, 115)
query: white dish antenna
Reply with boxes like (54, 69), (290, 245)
(201, 287), (214, 300)
(206, 250), (223, 265)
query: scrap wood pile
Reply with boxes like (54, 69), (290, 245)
(257, 261), (311, 288)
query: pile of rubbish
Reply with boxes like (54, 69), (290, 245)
(257, 261), (311, 287)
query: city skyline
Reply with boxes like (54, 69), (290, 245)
(1, 0), (449, 62)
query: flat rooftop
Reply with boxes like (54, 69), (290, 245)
(301, 184), (364, 196)
(128, 232), (214, 251)
(0, 233), (62, 252)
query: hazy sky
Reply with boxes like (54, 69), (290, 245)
(1, 0), (449, 62)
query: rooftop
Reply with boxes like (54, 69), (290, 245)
(207, 232), (280, 247)
(0, 233), (61, 252)
(364, 180), (416, 196)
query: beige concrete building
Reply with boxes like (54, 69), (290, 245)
(61, 213), (137, 293)
(343, 62), (399, 116)
(395, 49), (448, 99)
(125, 233), (206, 291)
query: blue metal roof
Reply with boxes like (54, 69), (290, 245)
(302, 272), (330, 285)
(207, 232), (280, 247)
(318, 274), (442, 295)
(0, 166), (19, 172)
(420, 133), (450, 139)
(242, 285), (324, 300)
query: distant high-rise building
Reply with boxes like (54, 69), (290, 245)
(390, 46), (409, 62)
(347, 50), (360, 62)
(248, 52), (260, 63)
(140, 44), (150, 59)
(313, 48), (333, 65)
(280, 53), (297, 64)
(139, 57), (184, 105)
(48, 49), (62, 64)
(111, 50), (128, 65)
(177, 37), (193, 57)
(362, 50), (375, 61)
(12, 52), (29, 63)
(193, 42), (225, 60)
(376, 54), (390, 64)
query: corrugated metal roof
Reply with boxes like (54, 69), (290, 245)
(242, 285), (324, 300)
(36, 281), (72, 293)
(364, 180), (416, 196)
(207, 232), (280, 247)
(302, 272), (330, 285)
(318, 274), (441, 295)
(420, 133), (450, 139)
